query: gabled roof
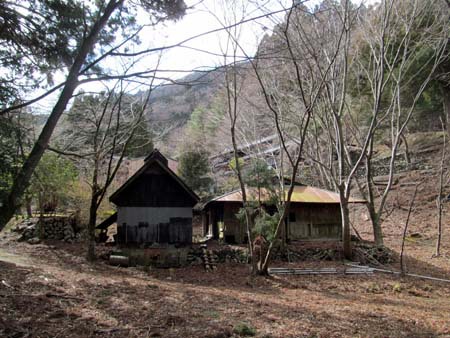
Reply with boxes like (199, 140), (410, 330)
(109, 149), (199, 204)
(202, 185), (365, 209)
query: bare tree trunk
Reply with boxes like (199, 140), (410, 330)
(400, 134), (411, 165)
(434, 125), (446, 257)
(87, 191), (99, 262)
(338, 187), (352, 259)
(364, 141), (384, 246)
(25, 197), (32, 218)
(400, 183), (420, 275)
(444, 90), (450, 128)
(0, 0), (124, 231)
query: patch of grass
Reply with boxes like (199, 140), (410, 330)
(98, 288), (113, 297)
(233, 322), (256, 337)
(366, 283), (382, 294)
(405, 236), (418, 243)
(392, 282), (402, 293)
(97, 298), (106, 305)
(207, 310), (220, 319)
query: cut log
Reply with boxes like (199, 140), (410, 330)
(109, 255), (129, 267)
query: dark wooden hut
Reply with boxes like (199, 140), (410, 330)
(201, 184), (365, 244)
(106, 149), (199, 246)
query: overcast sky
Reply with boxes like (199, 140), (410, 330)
(33, 0), (376, 113)
(136, 0), (375, 76)
(113, 0), (293, 87)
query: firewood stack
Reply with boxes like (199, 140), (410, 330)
(16, 217), (77, 243)
(201, 246), (218, 271)
(38, 218), (76, 242)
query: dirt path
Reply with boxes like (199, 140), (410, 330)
(0, 245), (33, 267)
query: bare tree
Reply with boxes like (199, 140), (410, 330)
(214, 0), (347, 272)
(278, 0), (364, 258)
(354, 0), (449, 246)
(55, 78), (154, 260)
(0, 0), (186, 231)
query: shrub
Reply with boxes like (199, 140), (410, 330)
(233, 322), (256, 337)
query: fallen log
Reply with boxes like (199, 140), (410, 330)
(109, 255), (129, 267)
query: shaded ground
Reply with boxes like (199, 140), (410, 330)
(1, 232), (449, 338)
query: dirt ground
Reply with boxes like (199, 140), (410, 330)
(1, 226), (449, 338)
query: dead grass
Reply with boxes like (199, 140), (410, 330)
(0, 234), (449, 338)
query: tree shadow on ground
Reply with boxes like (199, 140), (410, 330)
(1, 259), (444, 338)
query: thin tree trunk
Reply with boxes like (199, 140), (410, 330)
(25, 197), (32, 218)
(0, 0), (123, 231)
(441, 83), (450, 127)
(364, 143), (384, 246)
(435, 196), (443, 257)
(435, 126), (446, 257)
(400, 133), (410, 165)
(400, 183), (420, 275)
(87, 192), (99, 262)
(339, 188), (352, 259)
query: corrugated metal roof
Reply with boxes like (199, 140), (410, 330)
(209, 186), (365, 204)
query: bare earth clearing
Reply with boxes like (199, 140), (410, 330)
(0, 226), (449, 338)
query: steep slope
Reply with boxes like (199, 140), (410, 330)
(145, 68), (225, 155)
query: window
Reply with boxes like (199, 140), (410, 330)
(289, 212), (296, 222)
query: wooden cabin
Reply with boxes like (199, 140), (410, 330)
(201, 184), (365, 244)
(104, 149), (199, 246)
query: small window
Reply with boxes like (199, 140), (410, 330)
(289, 212), (296, 222)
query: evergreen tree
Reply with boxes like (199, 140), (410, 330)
(178, 150), (212, 197)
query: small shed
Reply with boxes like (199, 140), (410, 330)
(107, 149), (199, 246)
(201, 184), (365, 244)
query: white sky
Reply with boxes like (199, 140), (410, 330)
(32, 0), (376, 113)
(108, 0), (293, 89)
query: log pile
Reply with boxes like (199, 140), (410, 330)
(15, 217), (78, 243)
(186, 246), (248, 266)
(186, 247), (205, 266)
(201, 247), (218, 272)
(38, 217), (76, 242)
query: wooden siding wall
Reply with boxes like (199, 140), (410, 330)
(223, 203), (244, 243)
(116, 207), (193, 245)
(117, 207), (192, 225)
(288, 204), (341, 240)
(206, 202), (343, 244)
(117, 217), (192, 245)
(113, 166), (196, 207)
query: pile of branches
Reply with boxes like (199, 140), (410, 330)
(353, 243), (395, 265)
(273, 247), (342, 262)
(213, 247), (248, 263)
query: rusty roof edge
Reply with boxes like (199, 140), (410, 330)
(202, 186), (366, 207)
